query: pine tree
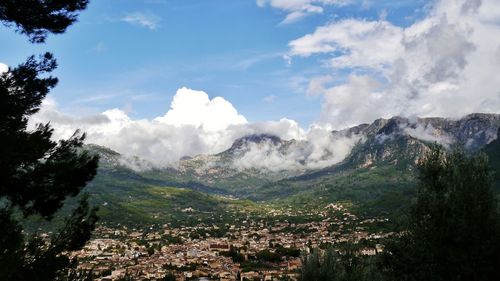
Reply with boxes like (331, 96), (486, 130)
(299, 246), (382, 281)
(0, 0), (89, 43)
(0, 1), (98, 280)
(381, 146), (500, 281)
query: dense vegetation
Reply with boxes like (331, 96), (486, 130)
(300, 246), (382, 281)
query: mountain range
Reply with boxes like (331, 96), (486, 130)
(73, 113), (500, 227)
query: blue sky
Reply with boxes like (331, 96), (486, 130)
(1, 0), (431, 127)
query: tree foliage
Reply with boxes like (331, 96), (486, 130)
(0, 54), (98, 219)
(162, 272), (176, 281)
(256, 249), (282, 263)
(0, 0), (89, 43)
(0, 1), (97, 280)
(381, 146), (500, 281)
(300, 247), (381, 281)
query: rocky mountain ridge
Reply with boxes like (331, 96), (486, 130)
(345, 113), (500, 168)
(177, 113), (499, 180)
(86, 113), (500, 190)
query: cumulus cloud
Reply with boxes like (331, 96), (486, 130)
(154, 87), (247, 131)
(30, 89), (246, 165)
(288, 0), (500, 129)
(256, 0), (351, 24)
(30, 86), (367, 172)
(29, 88), (321, 168)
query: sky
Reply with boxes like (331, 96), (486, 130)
(2, 0), (500, 166)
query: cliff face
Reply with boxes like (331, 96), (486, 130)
(483, 127), (500, 183)
(341, 114), (500, 169)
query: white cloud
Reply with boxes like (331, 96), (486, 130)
(121, 12), (161, 30)
(29, 88), (309, 167)
(154, 87), (247, 132)
(257, 0), (351, 24)
(0, 63), (8, 73)
(289, 19), (404, 70)
(232, 126), (363, 172)
(30, 88), (246, 165)
(30, 87), (366, 172)
(402, 123), (453, 147)
(320, 75), (384, 128)
(288, 0), (500, 129)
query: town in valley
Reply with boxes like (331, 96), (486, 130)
(68, 203), (390, 280)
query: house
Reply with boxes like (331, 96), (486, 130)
(209, 244), (230, 252)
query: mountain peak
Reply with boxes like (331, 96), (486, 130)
(230, 134), (282, 150)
